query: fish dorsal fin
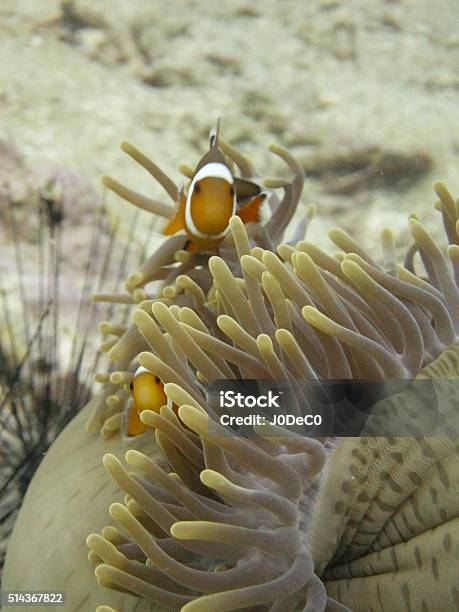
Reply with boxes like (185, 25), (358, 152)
(209, 118), (221, 148)
(194, 119), (228, 173)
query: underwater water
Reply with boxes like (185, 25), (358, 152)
(0, 1), (458, 611)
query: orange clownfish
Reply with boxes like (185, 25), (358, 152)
(163, 123), (266, 252)
(127, 366), (167, 436)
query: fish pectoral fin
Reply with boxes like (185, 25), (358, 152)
(162, 207), (186, 235)
(162, 192), (186, 235)
(127, 404), (148, 436)
(236, 192), (267, 224)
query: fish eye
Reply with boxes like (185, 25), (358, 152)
(155, 376), (160, 384)
(194, 182), (201, 194)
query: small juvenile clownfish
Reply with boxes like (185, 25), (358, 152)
(163, 122), (267, 252)
(127, 366), (167, 436)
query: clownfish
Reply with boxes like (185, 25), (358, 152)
(127, 366), (167, 436)
(163, 122), (266, 252)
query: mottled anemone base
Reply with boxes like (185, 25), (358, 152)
(85, 179), (459, 610)
(312, 432), (458, 611)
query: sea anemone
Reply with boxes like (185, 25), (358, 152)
(2, 136), (458, 611)
(86, 136), (309, 438)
